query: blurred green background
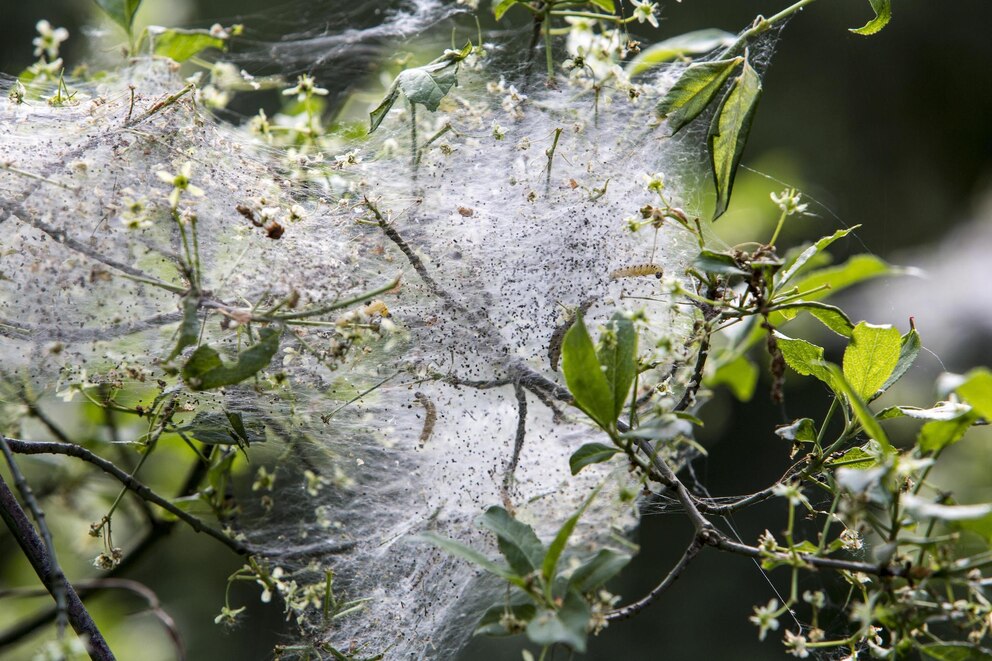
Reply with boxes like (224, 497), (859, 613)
(1, 1), (991, 659)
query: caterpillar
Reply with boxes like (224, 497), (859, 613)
(414, 391), (436, 448)
(610, 263), (663, 279)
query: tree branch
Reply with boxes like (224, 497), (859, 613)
(0, 473), (115, 660)
(3, 437), (251, 555)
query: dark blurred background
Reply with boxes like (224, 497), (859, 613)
(2, 1), (991, 659)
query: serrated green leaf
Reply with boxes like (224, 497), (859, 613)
(93, 0), (142, 35)
(956, 368), (992, 419)
(626, 29), (736, 76)
(918, 414), (976, 454)
(843, 322), (901, 400)
(708, 59), (762, 219)
(568, 548), (631, 593)
(656, 57), (742, 135)
(167, 293), (200, 360)
(850, 0), (892, 36)
(569, 443), (620, 475)
(148, 27), (226, 62)
(706, 353), (758, 401)
(182, 327), (280, 391)
(775, 418), (816, 443)
(693, 249), (748, 276)
(478, 506), (545, 576)
(825, 364), (893, 453)
(493, 0), (518, 21)
(876, 328), (921, 397)
(776, 227), (859, 288)
(598, 313), (637, 419)
(562, 315), (615, 430)
(526, 590), (590, 652)
(415, 532), (525, 587)
(775, 332), (835, 388)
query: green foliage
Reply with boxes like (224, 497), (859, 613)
(850, 0), (893, 35)
(92, 0), (143, 40)
(419, 488), (629, 654)
(147, 27), (227, 62)
(708, 59), (762, 219)
(569, 442), (620, 475)
(842, 322), (901, 400)
(655, 57), (743, 134)
(627, 29), (736, 76)
(369, 44), (471, 133)
(181, 327), (281, 391)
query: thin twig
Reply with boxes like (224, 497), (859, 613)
(4, 438), (251, 555)
(606, 539), (702, 621)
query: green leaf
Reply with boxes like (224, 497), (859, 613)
(167, 293), (200, 360)
(597, 313), (637, 419)
(772, 301), (854, 338)
(918, 414), (976, 454)
(181, 327), (281, 391)
(526, 590), (590, 652)
(877, 328), (921, 396)
(626, 29), (736, 76)
(708, 59), (762, 220)
(588, 0), (615, 12)
(828, 446), (878, 469)
(368, 47), (468, 133)
(415, 532), (525, 588)
(706, 354), (758, 401)
(775, 418), (816, 443)
(568, 548), (631, 593)
(396, 64), (458, 112)
(179, 411), (263, 446)
(475, 602), (537, 636)
(776, 227), (859, 289)
(850, 0), (892, 36)
(492, 0), (518, 21)
(541, 486), (601, 588)
(148, 27), (226, 62)
(93, 0), (142, 36)
(843, 322), (901, 400)
(569, 443), (620, 475)
(775, 332), (836, 388)
(478, 506), (545, 576)
(561, 315), (616, 430)
(693, 249), (748, 276)
(656, 57), (742, 135)
(956, 368), (992, 419)
(368, 80), (400, 134)
(825, 364), (893, 453)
